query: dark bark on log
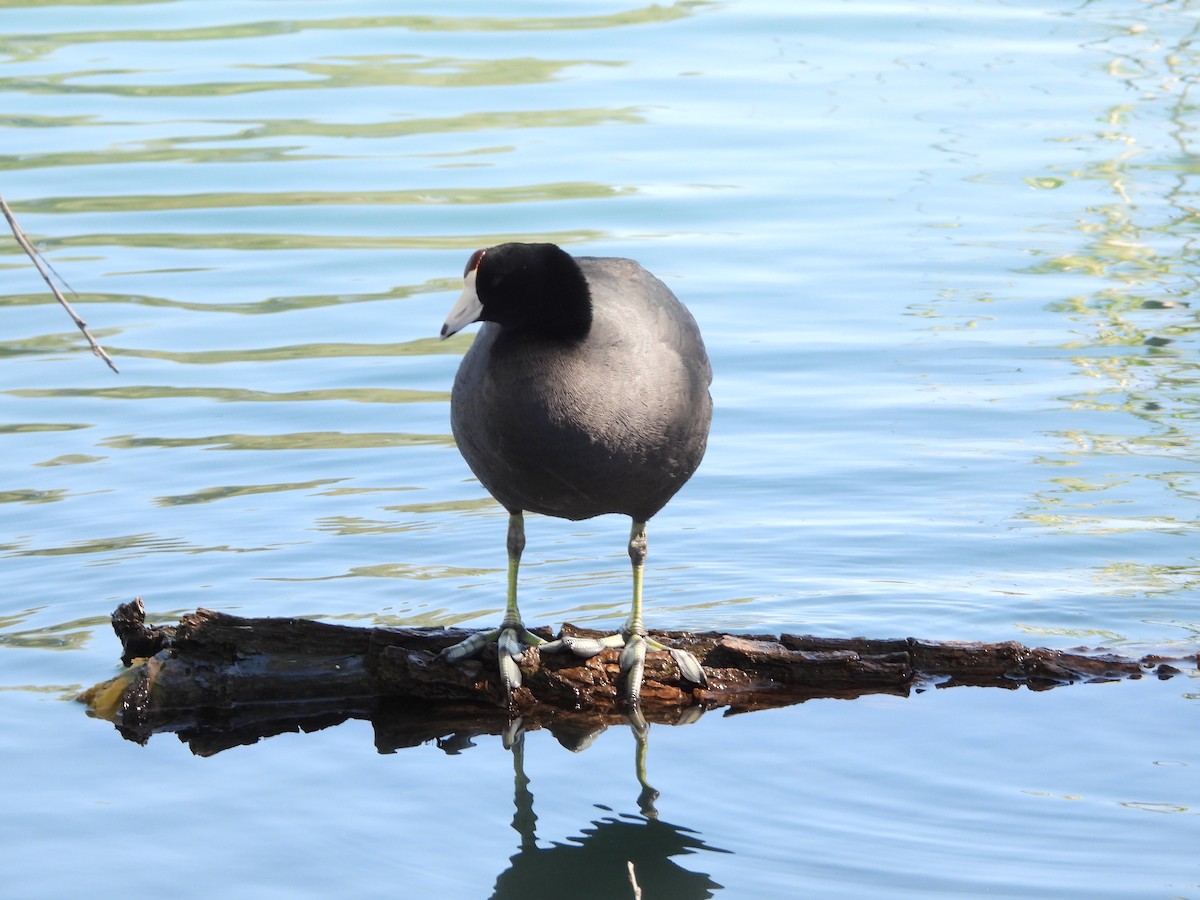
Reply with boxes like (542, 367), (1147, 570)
(81, 598), (1194, 754)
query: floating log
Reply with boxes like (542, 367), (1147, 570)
(81, 598), (1193, 753)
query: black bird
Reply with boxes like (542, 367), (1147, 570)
(439, 242), (711, 704)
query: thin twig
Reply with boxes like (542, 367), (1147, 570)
(626, 861), (642, 900)
(0, 193), (118, 373)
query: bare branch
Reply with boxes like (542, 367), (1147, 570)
(0, 193), (118, 373)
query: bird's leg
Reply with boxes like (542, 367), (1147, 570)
(439, 511), (545, 697)
(542, 519), (707, 705)
(617, 520), (651, 702)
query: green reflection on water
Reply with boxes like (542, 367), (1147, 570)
(34, 454), (105, 467)
(312, 499), (499, 536)
(381, 497), (498, 515)
(0, 328), (113, 358)
(313, 516), (426, 537)
(266, 562), (498, 582)
(0, 108), (644, 170)
(1013, 623), (1126, 642)
(104, 337), (461, 364)
(12, 182), (633, 214)
(312, 486), (419, 497)
(6, 531), (280, 558)
(0, 422), (90, 434)
(8, 385), (450, 404)
(3, 56), (620, 97)
(0, 4), (701, 61)
(0, 612), (108, 650)
(4, 229), (605, 254)
(1007, 20), (1200, 558)
(156, 478), (346, 507)
(0, 278), (455, 315)
(1049, 429), (1196, 460)
(1019, 512), (1197, 535)
(99, 431), (454, 451)
(903, 14), (1200, 622)
(0, 488), (70, 504)
(1093, 560), (1200, 598)
(321, 608), (505, 629)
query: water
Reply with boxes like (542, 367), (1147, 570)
(2, 1), (1199, 896)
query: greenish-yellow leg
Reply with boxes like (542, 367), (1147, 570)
(543, 519), (708, 706)
(439, 511), (545, 697)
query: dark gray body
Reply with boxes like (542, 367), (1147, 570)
(451, 256), (712, 523)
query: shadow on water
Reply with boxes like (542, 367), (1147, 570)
(381, 708), (730, 898)
(86, 687), (731, 896)
(491, 713), (729, 900)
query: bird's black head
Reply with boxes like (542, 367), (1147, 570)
(441, 242), (592, 341)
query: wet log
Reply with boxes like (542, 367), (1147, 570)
(81, 599), (1193, 752)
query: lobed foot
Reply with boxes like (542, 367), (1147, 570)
(439, 623), (545, 697)
(542, 627), (707, 705)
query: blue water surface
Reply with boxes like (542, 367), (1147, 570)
(1, 1), (1198, 897)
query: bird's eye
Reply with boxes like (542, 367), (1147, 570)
(463, 248), (486, 278)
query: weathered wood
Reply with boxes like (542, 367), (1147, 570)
(80, 598), (1193, 751)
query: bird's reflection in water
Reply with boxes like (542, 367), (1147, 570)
(489, 711), (729, 900)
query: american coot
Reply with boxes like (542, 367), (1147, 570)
(439, 242), (711, 705)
